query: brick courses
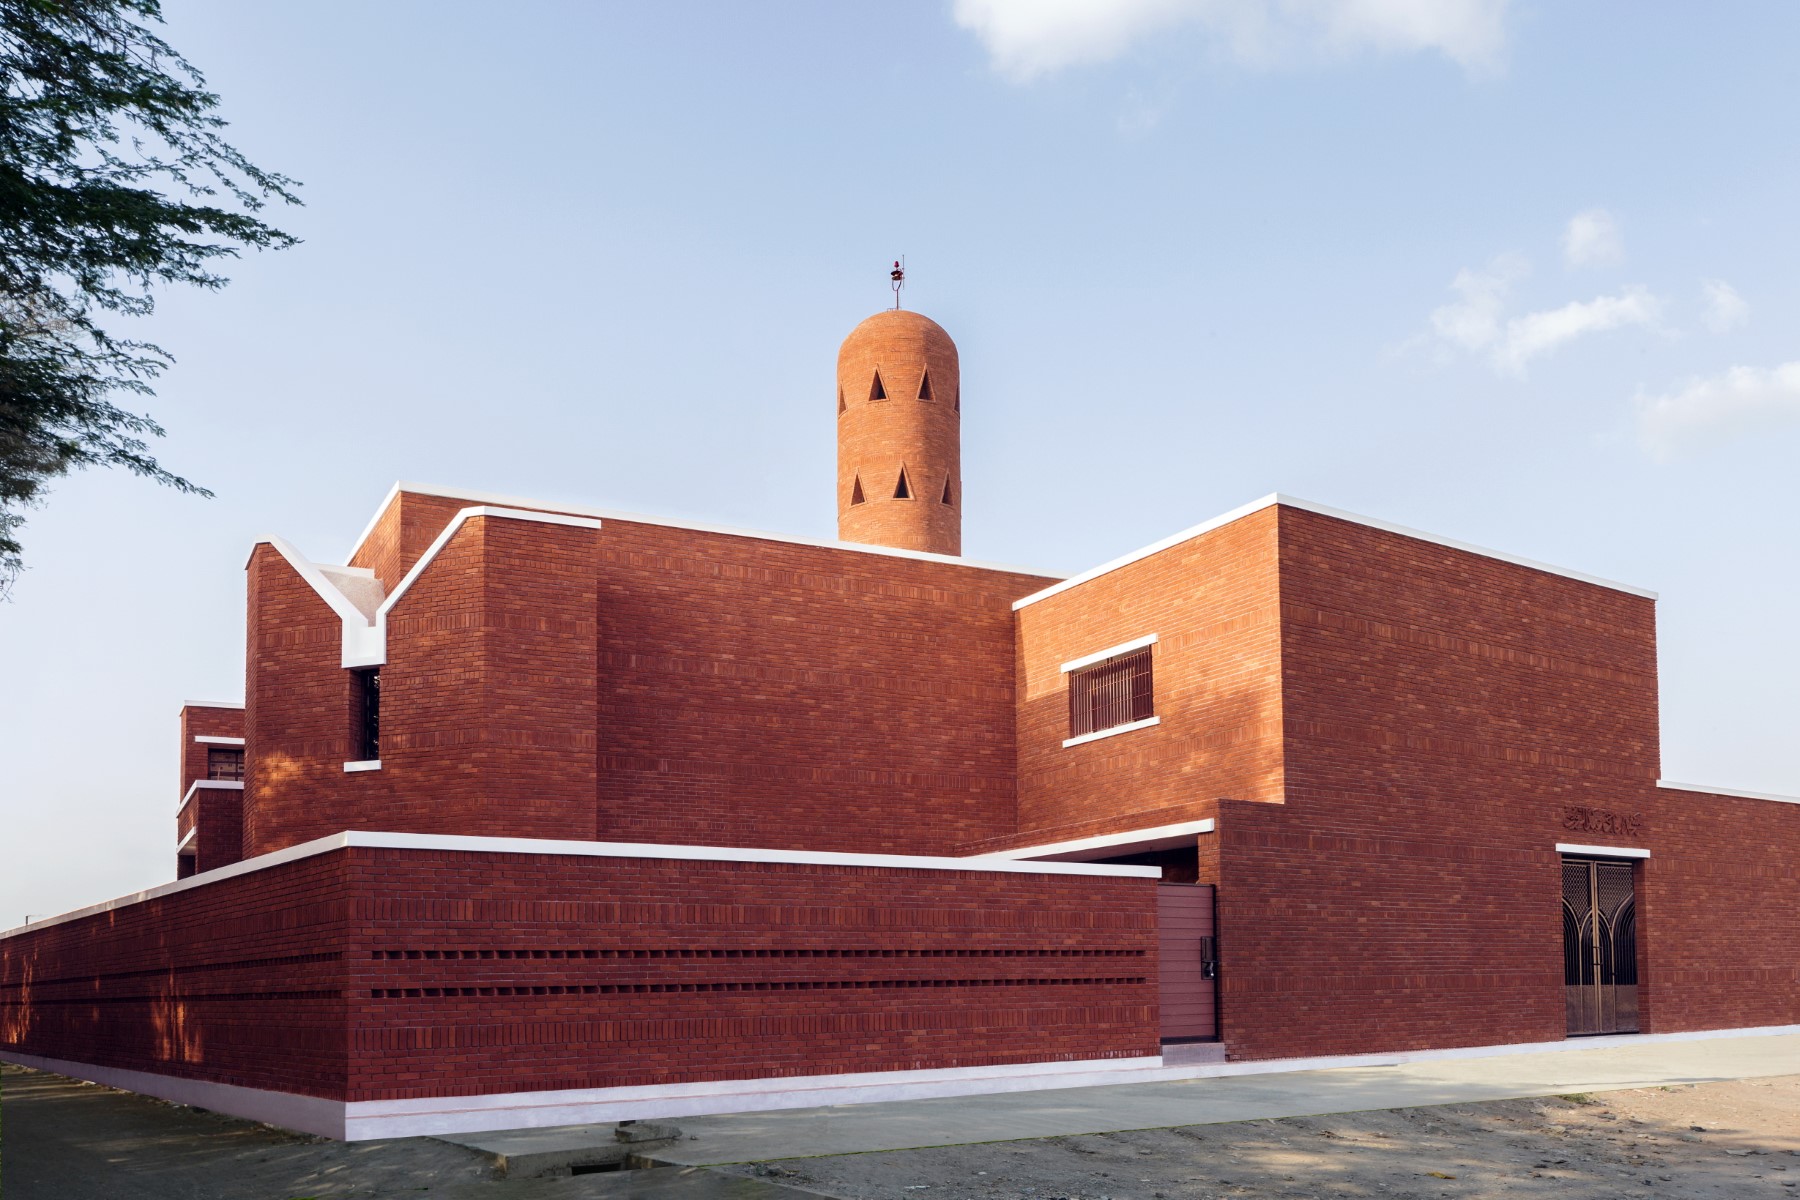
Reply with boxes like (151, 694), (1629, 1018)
(12, 421), (1800, 1125)
(0, 846), (1159, 1104)
(177, 704), (244, 876)
(836, 310), (962, 556)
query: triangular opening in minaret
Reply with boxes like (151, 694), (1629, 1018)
(837, 387), (846, 414)
(953, 390), (960, 412)
(918, 370), (933, 401)
(851, 476), (865, 505)
(869, 371), (887, 402)
(941, 478), (954, 506)
(893, 466), (911, 500)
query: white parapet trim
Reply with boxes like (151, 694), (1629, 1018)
(1060, 633), (1158, 674)
(0, 829), (1159, 940)
(1658, 780), (1800, 806)
(1014, 493), (1657, 611)
(177, 779), (244, 812)
(347, 481), (1053, 580)
(1556, 843), (1650, 860)
(975, 818), (1216, 863)
(262, 506), (606, 669)
(180, 699), (243, 711)
(193, 735), (246, 746)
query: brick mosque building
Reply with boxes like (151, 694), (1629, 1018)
(4, 305), (1798, 1140)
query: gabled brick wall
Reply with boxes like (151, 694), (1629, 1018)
(254, 490), (1055, 860)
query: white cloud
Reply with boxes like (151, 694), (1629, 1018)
(1700, 279), (1749, 333)
(951, 0), (1511, 82)
(1429, 253), (1528, 353)
(1638, 362), (1800, 459)
(1562, 208), (1623, 267)
(1494, 287), (1660, 374)
(1426, 254), (1661, 375)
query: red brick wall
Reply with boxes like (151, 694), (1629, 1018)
(836, 311), (962, 556)
(2, 847), (1158, 1105)
(994, 507), (1284, 853)
(243, 544), (355, 857)
(176, 789), (245, 876)
(348, 490), (470, 592)
(0, 854), (352, 1098)
(343, 847), (1157, 1101)
(374, 513), (599, 840)
(177, 705), (245, 875)
(1631, 786), (1800, 1035)
(1212, 505), (1717, 1061)
(587, 518), (1052, 854)
(178, 705), (243, 796)
(247, 515), (601, 855)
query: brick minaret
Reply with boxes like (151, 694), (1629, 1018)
(836, 310), (961, 556)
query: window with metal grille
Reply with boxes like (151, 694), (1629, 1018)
(351, 668), (380, 761)
(1068, 646), (1154, 738)
(206, 747), (244, 781)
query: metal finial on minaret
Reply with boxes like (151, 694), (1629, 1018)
(890, 258), (905, 310)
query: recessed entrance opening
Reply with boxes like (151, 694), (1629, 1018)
(1562, 856), (1639, 1036)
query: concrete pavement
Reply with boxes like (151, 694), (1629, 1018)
(640, 1028), (1800, 1165)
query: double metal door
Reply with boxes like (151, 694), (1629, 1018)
(1562, 857), (1638, 1035)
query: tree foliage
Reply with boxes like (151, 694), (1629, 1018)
(0, 0), (298, 593)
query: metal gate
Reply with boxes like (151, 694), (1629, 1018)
(1561, 857), (1638, 1036)
(1157, 884), (1218, 1042)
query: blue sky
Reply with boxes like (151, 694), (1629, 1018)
(3, 1), (1797, 923)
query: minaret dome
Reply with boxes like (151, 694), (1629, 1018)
(835, 309), (961, 557)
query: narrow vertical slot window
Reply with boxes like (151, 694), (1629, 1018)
(352, 667), (381, 762)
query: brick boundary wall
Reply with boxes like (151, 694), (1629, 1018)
(1, 840), (1159, 1116)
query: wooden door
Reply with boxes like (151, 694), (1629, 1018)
(1157, 883), (1217, 1042)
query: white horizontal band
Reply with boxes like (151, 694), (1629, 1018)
(193, 735), (245, 746)
(343, 760), (383, 773)
(1015, 493), (1656, 611)
(1063, 715), (1161, 749)
(177, 779), (244, 811)
(1060, 633), (1158, 674)
(979, 819), (1215, 863)
(1556, 843), (1650, 860)
(1, 829), (1159, 941)
(347, 481), (1051, 580)
(1658, 780), (1800, 805)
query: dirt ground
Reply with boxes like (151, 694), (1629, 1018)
(719, 1077), (1800, 1200)
(0, 1063), (500, 1199)
(7, 1064), (1800, 1199)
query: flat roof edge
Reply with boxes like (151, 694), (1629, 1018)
(1658, 779), (1800, 806)
(1013, 493), (1658, 610)
(0, 831), (1156, 940)
(344, 482), (1057, 580)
